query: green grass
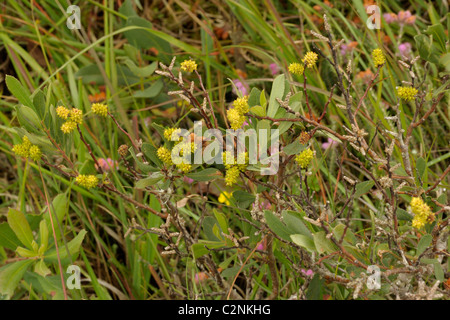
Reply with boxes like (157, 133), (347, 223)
(0, 0), (449, 300)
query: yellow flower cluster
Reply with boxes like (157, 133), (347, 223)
(158, 127), (195, 173)
(225, 166), (240, 186)
(227, 96), (249, 130)
(174, 141), (197, 156)
(164, 127), (182, 142)
(302, 51), (318, 68)
(218, 191), (232, 206)
(56, 106), (83, 134)
(180, 59), (197, 72)
(12, 136), (42, 161)
(91, 103), (108, 117)
(411, 197), (433, 229)
(222, 151), (248, 186)
(75, 174), (99, 189)
(233, 96), (249, 114)
(56, 106), (70, 119)
(176, 162), (192, 173)
(61, 121), (77, 134)
(397, 86), (418, 101)
(372, 48), (386, 67)
(157, 146), (173, 165)
(295, 148), (314, 169)
(288, 62), (304, 76)
(227, 108), (245, 130)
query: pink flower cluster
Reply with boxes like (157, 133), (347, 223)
(398, 42), (412, 57)
(232, 79), (249, 97)
(95, 158), (118, 172)
(383, 10), (416, 25)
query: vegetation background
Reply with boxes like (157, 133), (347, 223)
(0, 0), (448, 300)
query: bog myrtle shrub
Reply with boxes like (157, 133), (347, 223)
(0, 3), (449, 301)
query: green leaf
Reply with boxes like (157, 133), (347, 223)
(5, 75), (33, 108)
(256, 119), (271, 138)
(186, 168), (221, 181)
(313, 231), (337, 255)
(44, 230), (87, 262)
(267, 74), (285, 118)
(23, 273), (64, 298)
(290, 234), (316, 252)
(248, 87), (261, 107)
(306, 274), (324, 300)
(278, 91), (302, 135)
(33, 90), (46, 120)
(354, 180), (375, 198)
(416, 234), (432, 257)
(264, 210), (291, 241)
(39, 220), (49, 254)
(416, 157), (427, 180)
(124, 17), (172, 62)
(16, 246), (38, 258)
(44, 193), (68, 242)
(129, 147), (155, 173)
(415, 34), (432, 63)
(426, 23), (447, 53)
(213, 209), (228, 234)
(282, 211), (312, 238)
(202, 217), (221, 241)
(283, 139), (305, 156)
(135, 172), (164, 189)
(332, 223), (356, 245)
(75, 64), (140, 86)
(151, 122), (166, 140)
(260, 89), (267, 110)
(119, 0), (138, 17)
(133, 79), (164, 98)
(141, 143), (163, 168)
(16, 105), (43, 134)
(7, 208), (34, 250)
(396, 208), (413, 221)
(123, 59), (157, 78)
(0, 259), (34, 299)
(250, 105), (266, 117)
(421, 258), (444, 282)
(221, 261), (256, 279)
(233, 190), (255, 209)
(0, 223), (22, 250)
(34, 260), (51, 277)
(191, 241), (224, 259)
(439, 53), (450, 72)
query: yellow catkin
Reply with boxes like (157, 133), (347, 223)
(12, 136), (41, 161)
(91, 103), (108, 117)
(61, 121), (77, 134)
(70, 108), (83, 125)
(288, 63), (304, 76)
(157, 146), (173, 165)
(233, 96), (249, 114)
(164, 128), (182, 142)
(222, 151), (248, 186)
(302, 51), (318, 68)
(180, 59), (197, 72)
(410, 197), (433, 229)
(295, 148), (314, 169)
(75, 174), (99, 189)
(227, 108), (245, 130)
(372, 48), (386, 67)
(225, 166), (240, 186)
(56, 106), (70, 119)
(397, 86), (418, 101)
(176, 162), (192, 173)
